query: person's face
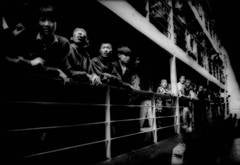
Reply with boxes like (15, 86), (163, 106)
(72, 29), (87, 44)
(185, 80), (191, 87)
(39, 16), (56, 36)
(134, 57), (140, 67)
(118, 53), (130, 64)
(180, 76), (185, 84)
(161, 80), (168, 88)
(100, 43), (112, 58)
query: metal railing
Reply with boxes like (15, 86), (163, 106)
(3, 80), (224, 163)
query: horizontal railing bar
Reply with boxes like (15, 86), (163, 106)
(110, 105), (178, 108)
(111, 129), (153, 141)
(111, 115), (176, 123)
(5, 100), (222, 106)
(9, 115), (176, 132)
(24, 124), (179, 158)
(8, 121), (107, 132)
(111, 117), (150, 123)
(24, 125), (178, 158)
(156, 124), (178, 131)
(4, 101), (178, 108)
(110, 124), (178, 141)
(4, 101), (108, 107)
(156, 115), (176, 119)
(25, 139), (107, 158)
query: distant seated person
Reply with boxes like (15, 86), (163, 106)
(92, 42), (120, 84)
(113, 46), (140, 90)
(157, 79), (172, 95)
(68, 27), (101, 85)
(4, 4), (71, 84)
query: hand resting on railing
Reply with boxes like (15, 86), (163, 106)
(5, 56), (70, 84)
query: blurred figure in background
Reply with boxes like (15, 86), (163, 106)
(157, 79), (171, 95)
(177, 75), (186, 97)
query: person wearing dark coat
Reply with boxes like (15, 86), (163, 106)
(92, 42), (120, 84)
(68, 27), (101, 85)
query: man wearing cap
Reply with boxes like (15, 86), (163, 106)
(112, 46), (137, 89)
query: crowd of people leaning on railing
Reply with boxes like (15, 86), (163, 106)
(1, 4), (143, 91)
(0, 4), (222, 102)
(1, 3), (230, 143)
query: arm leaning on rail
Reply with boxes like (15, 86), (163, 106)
(5, 56), (70, 84)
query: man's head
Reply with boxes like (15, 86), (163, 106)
(198, 85), (204, 92)
(179, 75), (185, 84)
(71, 28), (89, 46)
(99, 42), (112, 58)
(185, 79), (191, 87)
(133, 56), (141, 68)
(38, 5), (57, 37)
(160, 79), (168, 88)
(117, 46), (131, 65)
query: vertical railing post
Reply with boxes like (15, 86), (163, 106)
(224, 56), (228, 118)
(168, 0), (180, 135)
(105, 86), (111, 159)
(170, 56), (180, 134)
(175, 97), (180, 134)
(152, 95), (157, 143)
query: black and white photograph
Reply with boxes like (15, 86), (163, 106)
(1, 0), (240, 164)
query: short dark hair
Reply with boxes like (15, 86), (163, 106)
(38, 4), (57, 21)
(117, 46), (131, 56)
(73, 27), (87, 36)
